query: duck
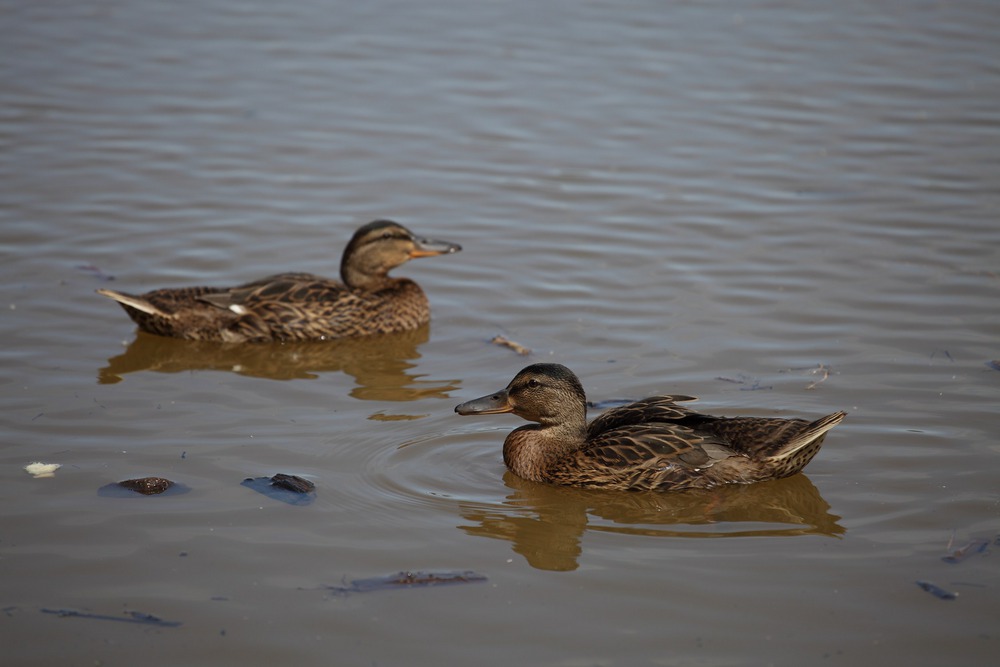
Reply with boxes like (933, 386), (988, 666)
(97, 219), (461, 342)
(455, 363), (846, 491)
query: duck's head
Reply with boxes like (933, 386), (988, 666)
(455, 363), (587, 427)
(340, 220), (461, 288)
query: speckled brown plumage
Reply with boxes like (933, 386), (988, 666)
(97, 220), (460, 342)
(455, 363), (846, 491)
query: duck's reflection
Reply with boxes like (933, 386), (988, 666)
(99, 325), (459, 401)
(458, 473), (843, 571)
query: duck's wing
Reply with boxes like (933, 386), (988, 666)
(193, 273), (371, 341)
(585, 423), (738, 468)
(546, 422), (742, 490)
(195, 273), (335, 312)
(587, 395), (700, 438)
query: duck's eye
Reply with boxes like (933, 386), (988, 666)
(382, 231), (393, 240)
(526, 379), (541, 389)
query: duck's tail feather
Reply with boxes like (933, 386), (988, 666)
(764, 410), (846, 477)
(96, 288), (170, 318)
(776, 411), (847, 459)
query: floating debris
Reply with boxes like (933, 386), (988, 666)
(42, 607), (181, 627)
(915, 580), (957, 601)
(929, 349), (954, 363)
(778, 363), (832, 390)
(118, 477), (174, 495)
(242, 474), (316, 505)
(368, 411), (428, 422)
(98, 478), (188, 498)
(716, 374), (772, 391)
(986, 360), (1000, 372)
(804, 364), (830, 390)
(75, 264), (116, 282)
(323, 570), (487, 595)
(24, 462), (62, 479)
(491, 335), (531, 356)
(942, 537), (990, 564)
(269, 473), (315, 494)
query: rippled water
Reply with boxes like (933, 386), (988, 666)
(2, 1), (999, 665)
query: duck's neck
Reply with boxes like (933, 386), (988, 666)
(341, 267), (395, 291)
(502, 420), (588, 483)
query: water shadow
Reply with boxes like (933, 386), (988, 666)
(458, 473), (843, 571)
(98, 325), (460, 401)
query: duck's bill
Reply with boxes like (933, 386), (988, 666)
(455, 391), (513, 415)
(409, 237), (462, 258)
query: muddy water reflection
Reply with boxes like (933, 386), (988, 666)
(98, 326), (460, 400)
(459, 473), (843, 571)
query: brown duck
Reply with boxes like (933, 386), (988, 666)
(455, 363), (846, 491)
(97, 220), (461, 342)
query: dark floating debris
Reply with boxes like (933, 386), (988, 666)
(929, 349), (955, 363)
(242, 474), (316, 505)
(942, 537), (990, 564)
(986, 360), (1000, 372)
(119, 477), (173, 495)
(41, 607), (181, 627)
(98, 477), (188, 497)
(368, 411), (428, 422)
(269, 473), (315, 494)
(76, 264), (116, 282)
(491, 335), (531, 356)
(915, 580), (957, 601)
(323, 570), (487, 595)
(716, 374), (772, 391)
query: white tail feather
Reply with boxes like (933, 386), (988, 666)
(775, 411), (847, 460)
(96, 288), (167, 317)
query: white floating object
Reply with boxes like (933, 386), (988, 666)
(24, 462), (62, 478)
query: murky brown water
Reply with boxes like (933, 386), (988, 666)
(3, 1), (999, 665)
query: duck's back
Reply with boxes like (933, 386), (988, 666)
(586, 395), (699, 438)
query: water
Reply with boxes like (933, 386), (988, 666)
(2, 1), (999, 664)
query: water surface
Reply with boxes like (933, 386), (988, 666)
(2, 1), (998, 665)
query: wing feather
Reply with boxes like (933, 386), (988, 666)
(547, 423), (742, 488)
(587, 395), (699, 438)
